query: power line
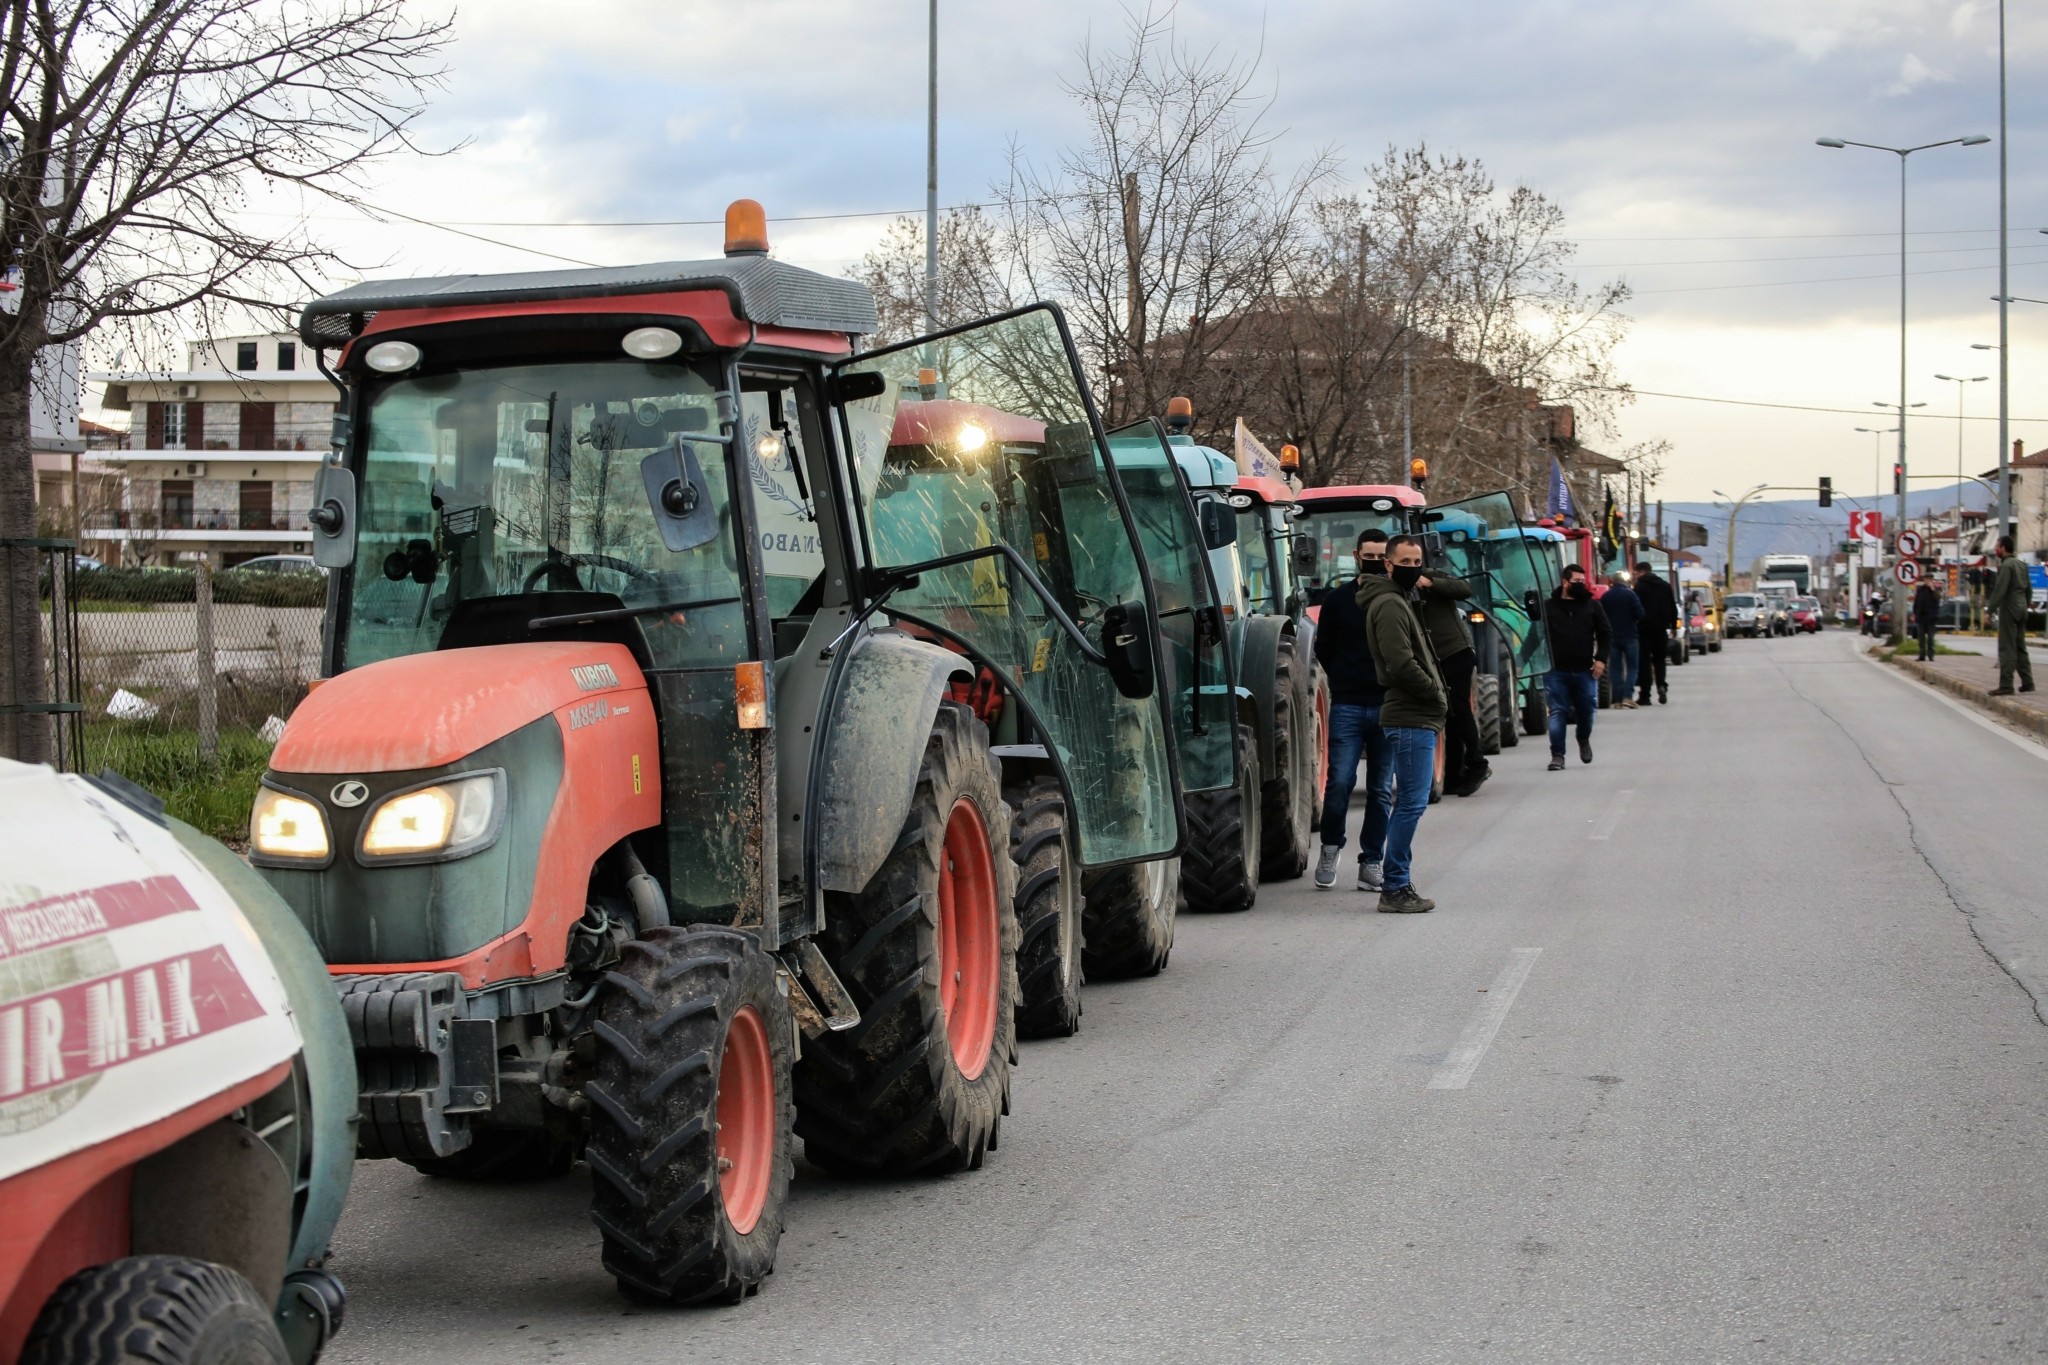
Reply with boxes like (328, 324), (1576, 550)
(1577, 243), (2048, 269)
(1592, 384), (2048, 422)
(1628, 258), (2043, 296)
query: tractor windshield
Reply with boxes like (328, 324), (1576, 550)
(343, 358), (750, 672)
(1294, 504), (1412, 604)
(835, 307), (1179, 868)
(1434, 491), (1556, 676)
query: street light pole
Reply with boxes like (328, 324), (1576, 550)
(1817, 132), (1992, 641)
(1998, 0), (2010, 540)
(924, 0), (939, 335)
(1934, 374), (1989, 586)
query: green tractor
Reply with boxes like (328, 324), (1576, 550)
(1429, 492), (1560, 748)
(248, 203), (1195, 1304)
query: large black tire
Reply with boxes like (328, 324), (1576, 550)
(1081, 858), (1178, 979)
(1009, 776), (1083, 1039)
(406, 1126), (577, 1181)
(1182, 724), (1261, 913)
(795, 701), (1017, 1176)
(1597, 668), (1613, 710)
(1520, 688), (1547, 737)
(587, 926), (794, 1306)
(1498, 666), (1520, 748)
(1259, 636), (1315, 880)
(22, 1255), (288, 1364)
(1476, 674), (1503, 754)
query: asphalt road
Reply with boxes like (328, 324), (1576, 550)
(323, 632), (2048, 1363)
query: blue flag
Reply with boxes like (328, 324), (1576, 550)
(1546, 457), (1576, 523)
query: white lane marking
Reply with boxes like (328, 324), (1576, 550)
(1859, 638), (2048, 767)
(1429, 948), (1543, 1091)
(1588, 789), (1636, 840)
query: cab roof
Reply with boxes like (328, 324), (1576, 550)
(299, 254), (879, 347)
(1296, 483), (1427, 509)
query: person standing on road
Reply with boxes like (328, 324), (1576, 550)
(1359, 534), (1448, 913)
(1600, 571), (1643, 709)
(1632, 561), (1677, 706)
(1988, 534), (2036, 695)
(1912, 578), (1941, 663)
(1415, 564), (1488, 797)
(1312, 530), (1394, 893)
(1541, 563), (1610, 770)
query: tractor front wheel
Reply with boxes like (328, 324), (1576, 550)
(1081, 857), (1178, 979)
(22, 1256), (288, 1364)
(795, 701), (1017, 1175)
(1476, 673), (1503, 755)
(1259, 636), (1315, 880)
(1009, 775), (1083, 1039)
(587, 925), (793, 1305)
(1182, 724), (1262, 912)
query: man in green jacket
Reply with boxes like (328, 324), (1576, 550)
(1359, 534), (1449, 913)
(1988, 534), (2036, 695)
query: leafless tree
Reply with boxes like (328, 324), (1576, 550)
(851, 207), (1014, 348)
(0, 0), (451, 763)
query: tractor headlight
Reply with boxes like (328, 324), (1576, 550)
(359, 772), (502, 864)
(250, 786), (331, 864)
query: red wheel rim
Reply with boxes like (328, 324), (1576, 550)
(934, 797), (999, 1079)
(716, 1005), (775, 1235)
(1313, 684), (1330, 803)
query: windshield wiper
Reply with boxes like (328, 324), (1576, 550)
(527, 596), (743, 631)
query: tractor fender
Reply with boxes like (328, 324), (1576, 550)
(814, 631), (974, 895)
(1235, 614), (1293, 778)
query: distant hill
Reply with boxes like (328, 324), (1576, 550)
(1651, 484), (1991, 575)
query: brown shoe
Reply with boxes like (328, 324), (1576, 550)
(1990, 686), (2017, 697)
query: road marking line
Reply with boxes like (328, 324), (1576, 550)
(1588, 789), (1636, 840)
(1428, 948), (1543, 1091)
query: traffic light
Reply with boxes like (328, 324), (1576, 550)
(1892, 462), (1904, 495)
(1819, 476), (1832, 508)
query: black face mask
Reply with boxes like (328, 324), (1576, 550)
(1391, 563), (1424, 590)
(1358, 558), (1388, 577)
(1568, 582), (1591, 599)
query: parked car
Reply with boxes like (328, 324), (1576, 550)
(1685, 608), (1711, 654)
(1936, 596), (1973, 632)
(1724, 593), (1768, 638)
(229, 553), (324, 574)
(1790, 596), (1822, 634)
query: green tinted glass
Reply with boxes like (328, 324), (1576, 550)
(1434, 490), (1555, 676)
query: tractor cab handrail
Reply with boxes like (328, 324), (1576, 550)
(856, 543), (1108, 668)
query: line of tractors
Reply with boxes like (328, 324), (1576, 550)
(1, 200), (1592, 1360)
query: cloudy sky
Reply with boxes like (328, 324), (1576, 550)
(249, 0), (2047, 504)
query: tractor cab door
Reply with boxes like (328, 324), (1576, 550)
(1432, 490), (1555, 677)
(832, 305), (1182, 868)
(1103, 420), (1237, 797)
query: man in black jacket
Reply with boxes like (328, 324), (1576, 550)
(1632, 560), (1678, 705)
(1912, 579), (1941, 662)
(1541, 563), (1610, 769)
(1311, 530), (1395, 892)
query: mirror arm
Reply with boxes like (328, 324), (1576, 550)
(870, 544), (1108, 666)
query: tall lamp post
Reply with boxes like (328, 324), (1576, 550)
(1934, 373), (1989, 590)
(1817, 132), (1992, 640)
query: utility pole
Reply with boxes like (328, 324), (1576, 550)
(1997, 0), (2011, 539)
(924, 0), (939, 335)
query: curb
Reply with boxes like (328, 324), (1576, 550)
(1890, 657), (2048, 742)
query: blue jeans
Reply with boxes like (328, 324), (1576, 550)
(1319, 702), (1392, 862)
(1545, 670), (1599, 754)
(1609, 635), (1638, 702)
(1381, 725), (1436, 891)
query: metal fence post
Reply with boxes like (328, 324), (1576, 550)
(195, 558), (218, 764)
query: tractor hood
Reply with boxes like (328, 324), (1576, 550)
(275, 642), (644, 775)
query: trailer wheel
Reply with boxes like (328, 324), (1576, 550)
(1009, 775), (1083, 1039)
(795, 701), (1017, 1176)
(1182, 724), (1262, 912)
(1259, 635), (1315, 879)
(22, 1255), (288, 1364)
(1476, 674), (1503, 755)
(1081, 857), (1178, 979)
(407, 1127), (577, 1182)
(587, 926), (793, 1305)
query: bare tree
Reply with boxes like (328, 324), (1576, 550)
(851, 207), (1014, 348)
(0, 0), (450, 763)
(993, 4), (1334, 437)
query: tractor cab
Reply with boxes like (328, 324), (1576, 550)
(1291, 484), (1431, 609)
(255, 202), (1190, 1306)
(1430, 491), (1562, 745)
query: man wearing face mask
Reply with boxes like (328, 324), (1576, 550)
(1541, 563), (1610, 770)
(1312, 529), (1395, 892)
(1357, 534), (1447, 913)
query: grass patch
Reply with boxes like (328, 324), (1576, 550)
(1878, 640), (1974, 661)
(85, 724), (270, 845)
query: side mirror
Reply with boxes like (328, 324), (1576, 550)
(1522, 589), (1541, 618)
(1100, 600), (1155, 700)
(1198, 499), (1237, 550)
(1290, 534), (1316, 577)
(641, 441), (720, 552)
(307, 462), (356, 569)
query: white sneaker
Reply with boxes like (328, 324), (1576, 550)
(1314, 845), (1342, 890)
(1357, 861), (1384, 891)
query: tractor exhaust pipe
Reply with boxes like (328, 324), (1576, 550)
(620, 843), (670, 931)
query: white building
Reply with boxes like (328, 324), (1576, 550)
(86, 332), (338, 566)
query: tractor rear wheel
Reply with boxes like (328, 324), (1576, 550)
(1081, 857), (1178, 979)
(1009, 775), (1083, 1039)
(22, 1256), (288, 1364)
(587, 925), (793, 1305)
(1182, 724), (1261, 912)
(1307, 665), (1330, 834)
(1476, 674), (1503, 755)
(1259, 636), (1315, 880)
(795, 701), (1017, 1176)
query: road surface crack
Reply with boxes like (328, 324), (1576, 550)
(1776, 653), (2048, 1028)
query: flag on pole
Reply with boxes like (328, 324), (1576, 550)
(1600, 488), (1621, 559)
(1545, 456), (1577, 524)
(1233, 419), (1281, 479)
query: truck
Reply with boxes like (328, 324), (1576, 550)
(1, 761), (354, 1364)
(1755, 553), (1813, 598)
(249, 200), (1200, 1304)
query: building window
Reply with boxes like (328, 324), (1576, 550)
(277, 341), (296, 371)
(239, 481), (274, 531)
(162, 479), (194, 530)
(160, 403), (186, 449)
(236, 341), (258, 370)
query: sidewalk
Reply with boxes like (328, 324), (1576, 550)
(1888, 642), (2048, 741)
